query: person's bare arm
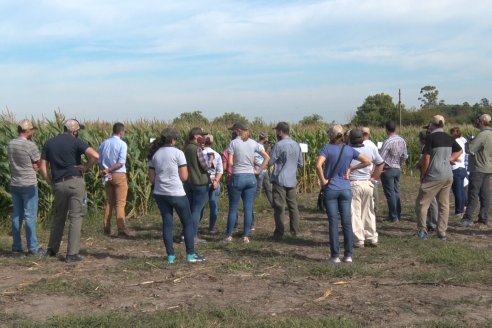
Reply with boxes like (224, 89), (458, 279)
(39, 159), (52, 185)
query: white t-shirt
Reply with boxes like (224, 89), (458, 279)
(451, 137), (466, 170)
(227, 137), (264, 174)
(350, 140), (384, 180)
(149, 146), (187, 196)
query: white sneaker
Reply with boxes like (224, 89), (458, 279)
(224, 236), (233, 242)
(328, 257), (341, 264)
(243, 236), (250, 243)
(342, 256), (353, 263)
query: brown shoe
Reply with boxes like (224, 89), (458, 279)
(118, 229), (136, 238)
(103, 227), (111, 236)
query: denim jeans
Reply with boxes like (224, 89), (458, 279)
(463, 172), (491, 223)
(154, 194), (195, 256)
(323, 188), (353, 258)
(203, 182), (221, 232)
(380, 168), (402, 221)
(256, 170), (273, 206)
(184, 183), (209, 237)
(226, 174), (257, 237)
(451, 167), (467, 214)
(10, 185), (39, 252)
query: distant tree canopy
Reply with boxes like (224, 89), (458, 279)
(172, 110), (209, 126)
(351, 86), (492, 127)
(351, 93), (398, 127)
(212, 112), (249, 127)
(299, 114), (324, 126)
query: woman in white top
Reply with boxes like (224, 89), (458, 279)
(225, 122), (269, 243)
(148, 128), (205, 264)
(449, 127), (467, 215)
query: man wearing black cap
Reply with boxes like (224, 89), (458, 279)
(269, 121), (304, 239)
(40, 119), (99, 262)
(183, 127), (214, 243)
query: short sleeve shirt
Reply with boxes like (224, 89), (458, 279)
(149, 146), (187, 196)
(319, 144), (360, 190)
(423, 130), (462, 181)
(227, 137), (264, 174)
(7, 137), (41, 187)
(41, 134), (89, 181)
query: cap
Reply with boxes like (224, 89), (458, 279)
(188, 127), (208, 139)
(349, 129), (364, 146)
(273, 121), (289, 133)
(18, 119), (36, 131)
(361, 127), (370, 135)
(327, 125), (344, 140)
(430, 115), (445, 127)
(64, 119), (85, 132)
(228, 122), (249, 131)
(480, 113), (491, 124)
(258, 132), (268, 140)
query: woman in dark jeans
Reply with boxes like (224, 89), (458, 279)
(315, 125), (370, 264)
(449, 127), (468, 215)
(148, 128), (205, 264)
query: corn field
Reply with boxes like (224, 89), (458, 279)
(0, 112), (477, 223)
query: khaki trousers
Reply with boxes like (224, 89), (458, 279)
(48, 177), (86, 256)
(351, 180), (377, 245)
(103, 173), (129, 233)
(415, 177), (453, 237)
(272, 183), (301, 237)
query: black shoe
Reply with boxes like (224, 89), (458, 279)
(426, 225), (436, 232)
(46, 249), (57, 257)
(65, 254), (83, 263)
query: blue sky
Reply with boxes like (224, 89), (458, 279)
(1, 0), (491, 124)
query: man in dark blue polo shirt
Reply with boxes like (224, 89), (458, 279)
(40, 119), (99, 263)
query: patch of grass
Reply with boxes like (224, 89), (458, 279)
(25, 277), (106, 297)
(12, 307), (363, 328)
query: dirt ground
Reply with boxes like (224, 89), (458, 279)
(1, 187), (491, 327)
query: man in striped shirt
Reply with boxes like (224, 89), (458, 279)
(7, 119), (45, 256)
(379, 121), (409, 222)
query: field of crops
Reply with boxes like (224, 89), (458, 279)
(0, 112), (477, 224)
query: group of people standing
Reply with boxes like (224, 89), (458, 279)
(6, 114), (491, 265)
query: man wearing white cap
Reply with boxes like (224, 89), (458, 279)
(7, 119), (45, 256)
(40, 119), (99, 262)
(458, 113), (492, 227)
(415, 115), (462, 240)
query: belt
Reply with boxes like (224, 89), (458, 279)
(54, 176), (82, 183)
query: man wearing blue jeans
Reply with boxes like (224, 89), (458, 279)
(379, 121), (408, 222)
(7, 119), (44, 256)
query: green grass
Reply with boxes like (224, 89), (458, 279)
(25, 277), (107, 297)
(9, 307), (363, 328)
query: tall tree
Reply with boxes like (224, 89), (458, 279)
(172, 111), (209, 126)
(351, 93), (397, 126)
(418, 85), (439, 108)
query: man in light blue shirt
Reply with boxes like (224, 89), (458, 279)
(98, 122), (135, 238)
(269, 122), (304, 239)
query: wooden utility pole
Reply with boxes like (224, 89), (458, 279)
(398, 89), (402, 129)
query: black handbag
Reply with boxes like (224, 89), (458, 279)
(317, 145), (346, 212)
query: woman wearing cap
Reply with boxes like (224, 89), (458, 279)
(225, 122), (270, 243)
(315, 125), (371, 264)
(148, 128), (205, 264)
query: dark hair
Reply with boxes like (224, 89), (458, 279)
(418, 130), (428, 144)
(113, 122), (125, 135)
(148, 128), (178, 159)
(449, 127), (462, 138)
(385, 120), (396, 133)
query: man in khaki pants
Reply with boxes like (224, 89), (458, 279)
(98, 123), (135, 238)
(415, 115), (462, 240)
